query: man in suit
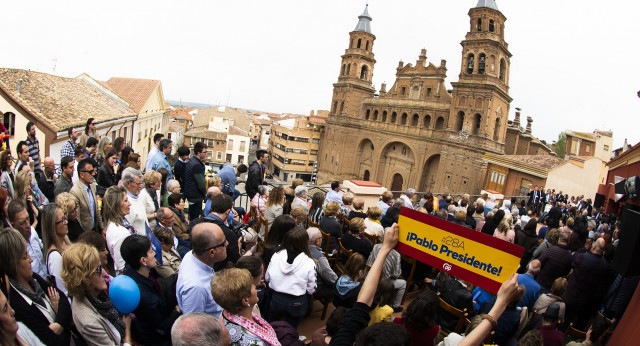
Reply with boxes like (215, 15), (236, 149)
(70, 158), (103, 232)
(527, 185), (539, 211)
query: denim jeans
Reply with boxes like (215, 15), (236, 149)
(268, 291), (308, 329)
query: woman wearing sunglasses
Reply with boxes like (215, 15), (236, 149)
(62, 242), (132, 346)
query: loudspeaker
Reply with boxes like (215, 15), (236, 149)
(594, 193), (606, 209)
(612, 207), (640, 277)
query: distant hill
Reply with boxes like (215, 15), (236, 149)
(166, 100), (217, 109)
(166, 100), (267, 114)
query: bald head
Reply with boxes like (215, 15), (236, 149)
(592, 238), (605, 255)
(171, 313), (229, 346)
(528, 259), (541, 275)
(206, 186), (221, 200)
(44, 157), (55, 174)
(191, 222), (226, 264)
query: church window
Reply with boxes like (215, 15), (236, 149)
(357, 39), (362, 48)
(467, 54), (475, 74)
(473, 114), (481, 135)
(478, 54), (486, 74)
(341, 64), (345, 75)
(435, 117), (445, 130)
(391, 112), (397, 123)
(360, 65), (368, 80)
(373, 110), (378, 121)
(409, 85), (420, 100)
(412, 114), (419, 126)
(424, 115), (431, 128)
(426, 88), (432, 97)
(365, 41), (369, 51)
(346, 64), (351, 75)
(332, 101), (338, 113)
(382, 111), (387, 122)
(489, 20), (495, 32)
(494, 118), (501, 141)
(401, 87), (406, 95)
(499, 59), (506, 82)
(366, 109), (370, 120)
(401, 113), (408, 125)
(339, 102), (344, 115)
(456, 111), (465, 131)
(477, 18), (482, 31)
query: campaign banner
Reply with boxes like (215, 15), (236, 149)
(397, 207), (524, 293)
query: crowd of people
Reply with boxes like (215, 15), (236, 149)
(0, 119), (633, 346)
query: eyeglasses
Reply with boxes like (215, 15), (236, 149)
(80, 169), (96, 174)
(56, 216), (68, 224)
(205, 239), (228, 251)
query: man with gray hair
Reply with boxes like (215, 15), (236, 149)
(399, 188), (415, 209)
(166, 179), (181, 195)
(307, 227), (338, 298)
(122, 167), (149, 236)
(171, 312), (230, 346)
(291, 185), (309, 213)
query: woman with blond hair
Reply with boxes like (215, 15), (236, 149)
(212, 268), (280, 346)
(41, 204), (71, 295)
(95, 137), (112, 167)
(152, 227), (182, 278)
(55, 193), (83, 242)
(14, 170), (39, 234)
(138, 170), (162, 229)
(61, 243), (132, 346)
(320, 201), (342, 253)
(364, 206), (384, 238)
(262, 186), (284, 238)
(103, 186), (133, 275)
(493, 220), (515, 243)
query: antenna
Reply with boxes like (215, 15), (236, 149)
(51, 58), (57, 74)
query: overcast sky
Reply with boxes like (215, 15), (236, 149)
(3, 0), (639, 149)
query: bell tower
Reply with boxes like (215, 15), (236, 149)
(449, 0), (512, 150)
(329, 5), (376, 118)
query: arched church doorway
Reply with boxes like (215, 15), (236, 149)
(390, 173), (403, 193)
(419, 154), (441, 192)
(363, 170), (370, 181)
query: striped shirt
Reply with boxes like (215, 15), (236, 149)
(25, 136), (41, 172)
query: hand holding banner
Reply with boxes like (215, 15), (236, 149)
(397, 207), (523, 293)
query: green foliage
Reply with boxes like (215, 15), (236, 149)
(555, 132), (566, 159)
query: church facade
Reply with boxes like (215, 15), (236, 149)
(317, 0), (514, 194)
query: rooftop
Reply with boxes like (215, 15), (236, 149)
(354, 5), (373, 34)
(184, 125), (227, 140)
(229, 125), (249, 137)
(0, 68), (135, 132)
(105, 77), (161, 113)
(484, 153), (565, 178)
(475, 0), (499, 11)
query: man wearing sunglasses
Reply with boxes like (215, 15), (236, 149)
(70, 158), (103, 233)
(176, 222), (227, 317)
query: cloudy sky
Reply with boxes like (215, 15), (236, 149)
(3, 0), (639, 149)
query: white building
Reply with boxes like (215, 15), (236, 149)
(226, 126), (250, 165)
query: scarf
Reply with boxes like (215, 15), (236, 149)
(86, 291), (126, 340)
(169, 207), (186, 223)
(10, 277), (47, 308)
(120, 218), (137, 235)
(224, 311), (281, 346)
(336, 275), (361, 295)
(146, 187), (159, 211)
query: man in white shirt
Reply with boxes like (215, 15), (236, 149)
(8, 200), (47, 278)
(399, 188), (416, 209)
(122, 167), (149, 236)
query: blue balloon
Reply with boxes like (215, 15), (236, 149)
(109, 275), (140, 314)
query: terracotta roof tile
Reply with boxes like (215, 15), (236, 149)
(168, 123), (184, 132)
(229, 125), (249, 137)
(184, 126), (227, 140)
(484, 153), (565, 178)
(0, 68), (136, 132)
(105, 77), (160, 113)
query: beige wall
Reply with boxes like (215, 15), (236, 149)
(546, 158), (606, 199)
(0, 95), (47, 156)
(594, 132), (613, 162)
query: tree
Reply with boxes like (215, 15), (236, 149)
(555, 132), (566, 159)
